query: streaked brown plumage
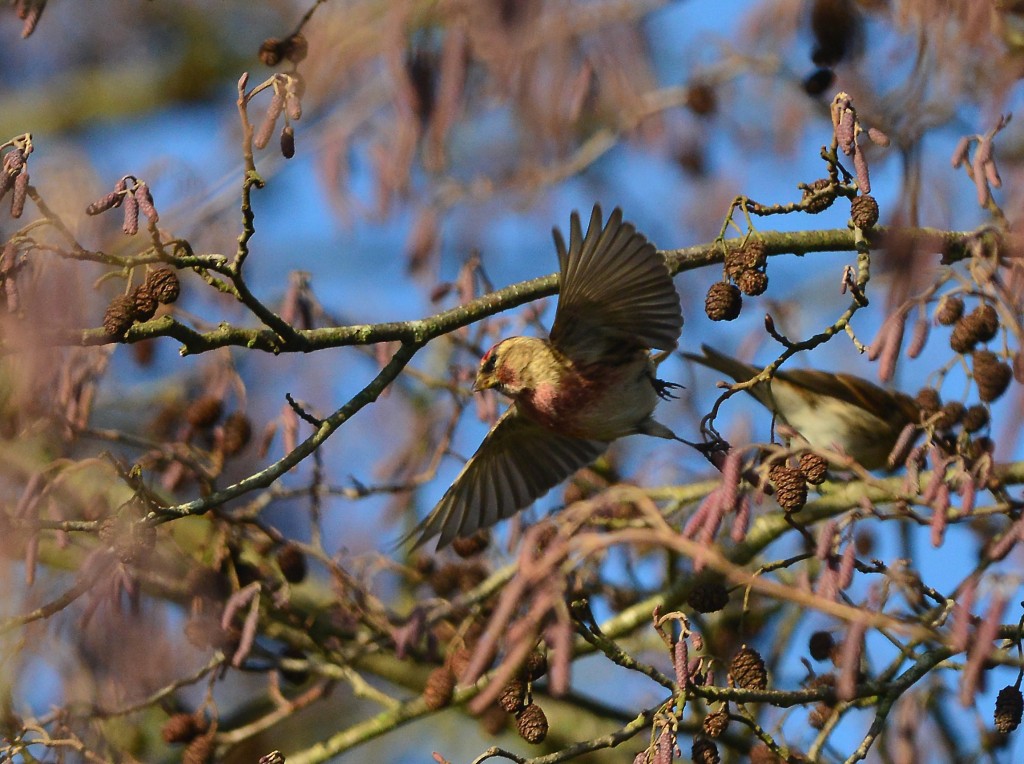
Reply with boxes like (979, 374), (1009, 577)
(409, 205), (683, 550)
(684, 344), (920, 470)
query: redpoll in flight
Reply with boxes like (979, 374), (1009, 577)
(409, 205), (684, 550)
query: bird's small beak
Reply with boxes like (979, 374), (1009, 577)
(473, 370), (497, 393)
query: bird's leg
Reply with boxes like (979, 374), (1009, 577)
(652, 377), (683, 400)
(645, 351), (683, 399)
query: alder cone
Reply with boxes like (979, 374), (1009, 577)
(739, 239), (768, 270)
(914, 386), (941, 416)
(161, 713), (205, 744)
(934, 295), (964, 326)
(524, 649), (548, 680)
(275, 543), (307, 584)
(687, 581), (729, 613)
(516, 703), (548, 744)
(995, 685), (1024, 733)
(131, 284), (158, 321)
(934, 401), (965, 430)
(962, 404), (989, 434)
(736, 269), (768, 296)
(705, 281), (741, 321)
(259, 38), (283, 66)
(103, 295), (135, 336)
(451, 529), (489, 557)
(423, 667), (456, 710)
(692, 737), (721, 764)
(802, 178), (835, 213)
(750, 743), (786, 764)
(850, 194), (879, 228)
(809, 702), (831, 729)
(799, 453), (828, 485)
(972, 350), (1012, 403)
(702, 708), (730, 738)
(968, 303), (1000, 344)
(478, 702), (508, 735)
(221, 412), (253, 456)
(730, 646), (768, 690)
(498, 678), (526, 713)
(186, 396), (223, 429)
(182, 733), (215, 764)
(769, 465), (807, 512)
(146, 267), (181, 304)
(809, 630), (835, 661)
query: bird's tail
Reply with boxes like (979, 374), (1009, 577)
(682, 344), (773, 408)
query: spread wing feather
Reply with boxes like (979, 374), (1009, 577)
(550, 205), (683, 363)
(407, 407), (608, 550)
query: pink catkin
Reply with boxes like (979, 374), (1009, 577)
(960, 593), (1008, 706)
(984, 157), (1002, 188)
(853, 145), (871, 193)
(815, 520), (838, 560)
(121, 190), (139, 235)
(972, 139), (992, 205)
(654, 727), (675, 764)
(876, 310), (906, 382)
(837, 543), (857, 590)
(950, 136), (971, 168)
(920, 452), (948, 506)
(694, 492), (726, 572)
(730, 496), (751, 542)
(135, 183), (159, 223)
(814, 565), (838, 603)
(697, 493), (726, 547)
(867, 315), (895, 361)
(837, 618), (867, 700)
(887, 423), (918, 470)
(958, 479), (976, 516)
(254, 92), (285, 150)
(546, 610), (572, 697)
(950, 579), (975, 653)
(867, 127), (890, 147)
(719, 449), (743, 513)
(682, 490), (715, 539)
(837, 108), (856, 155)
(234, 593), (261, 668)
(929, 484), (950, 547)
(988, 516), (1024, 560)
(10, 170), (27, 218)
(906, 317), (930, 359)
(24, 533), (37, 587)
(673, 637), (689, 689)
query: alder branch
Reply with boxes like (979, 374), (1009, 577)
(23, 225), (980, 356)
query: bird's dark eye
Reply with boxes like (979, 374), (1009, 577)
(480, 348), (497, 374)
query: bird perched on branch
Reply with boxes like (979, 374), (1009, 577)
(684, 344), (920, 471)
(409, 205), (684, 551)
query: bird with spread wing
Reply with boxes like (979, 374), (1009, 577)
(409, 205), (684, 550)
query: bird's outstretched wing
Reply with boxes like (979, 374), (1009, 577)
(550, 204), (683, 364)
(407, 407), (608, 551)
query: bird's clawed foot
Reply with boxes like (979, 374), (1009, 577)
(653, 378), (683, 400)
